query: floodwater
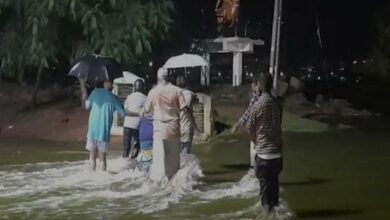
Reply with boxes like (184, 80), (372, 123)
(1, 114), (390, 219)
(0, 137), (292, 220)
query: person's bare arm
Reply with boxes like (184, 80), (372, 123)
(85, 90), (94, 110)
(192, 116), (201, 133)
(85, 100), (91, 110)
(183, 106), (201, 133)
(231, 105), (252, 134)
(143, 91), (153, 115)
(231, 122), (240, 134)
(80, 80), (88, 108)
(189, 94), (201, 133)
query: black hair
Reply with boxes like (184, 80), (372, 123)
(259, 73), (273, 93)
(134, 79), (145, 94)
(176, 75), (186, 88)
(95, 81), (105, 88)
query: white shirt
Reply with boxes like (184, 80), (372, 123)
(124, 92), (147, 129)
(257, 153), (282, 160)
(180, 89), (195, 142)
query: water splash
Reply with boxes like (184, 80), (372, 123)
(0, 155), (293, 219)
(211, 200), (293, 220)
(0, 154), (203, 218)
(192, 170), (294, 219)
(197, 170), (259, 200)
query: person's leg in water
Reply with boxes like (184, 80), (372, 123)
(255, 155), (283, 212)
(130, 129), (140, 159)
(164, 139), (181, 179)
(268, 158), (283, 209)
(137, 140), (153, 172)
(255, 155), (272, 211)
(89, 148), (98, 171)
(123, 127), (132, 158)
(99, 151), (107, 171)
(97, 141), (109, 171)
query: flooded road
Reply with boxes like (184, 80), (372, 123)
(1, 113), (390, 219)
(0, 148), (291, 219)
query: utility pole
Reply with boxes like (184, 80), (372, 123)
(274, 0), (283, 88)
(269, 0), (283, 91)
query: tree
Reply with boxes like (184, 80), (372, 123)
(367, 2), (390, 79)
(0, 0), (174, 104)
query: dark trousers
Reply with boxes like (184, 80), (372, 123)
(123, 128), (140, 159)
(254, 155), (283, 211)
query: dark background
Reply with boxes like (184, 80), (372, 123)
(168, 0), (388, 68)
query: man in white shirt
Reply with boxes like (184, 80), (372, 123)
(123, 79), (147, 159)
(143, 68), (186, 180)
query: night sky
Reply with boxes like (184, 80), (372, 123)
(171, 0), (389, 68)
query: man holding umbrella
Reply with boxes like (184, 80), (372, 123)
(83, 80), (125, 171)
(69, 55), (124, 171)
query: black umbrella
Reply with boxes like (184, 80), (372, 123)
(68, 54), (122, 85)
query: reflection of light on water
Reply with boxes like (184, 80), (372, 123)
(0, 155), (292, 219)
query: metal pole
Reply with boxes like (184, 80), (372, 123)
(245, 22), (247, 37)
(315, 12), (323, 49)
(269, 0), (279, 77)
(273, 0), (283, 90)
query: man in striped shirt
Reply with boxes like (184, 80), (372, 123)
(232, 73), (283, 212)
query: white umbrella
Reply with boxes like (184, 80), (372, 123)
(163, 53), (209, 69)
(113, 71), (144, 84)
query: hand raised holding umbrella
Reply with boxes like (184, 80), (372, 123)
(68, 54), (122, 106)
(68, 54), (122, 85)
(68, 54), (126, 172)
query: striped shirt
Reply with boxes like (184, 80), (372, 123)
(238, 94), (260, 126)
(239, 93), (283, 155)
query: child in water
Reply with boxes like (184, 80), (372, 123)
(137, 113), (153, 172)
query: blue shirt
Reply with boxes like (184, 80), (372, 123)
(86, 88), (125, 142)
(139, 118), (153, 150)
